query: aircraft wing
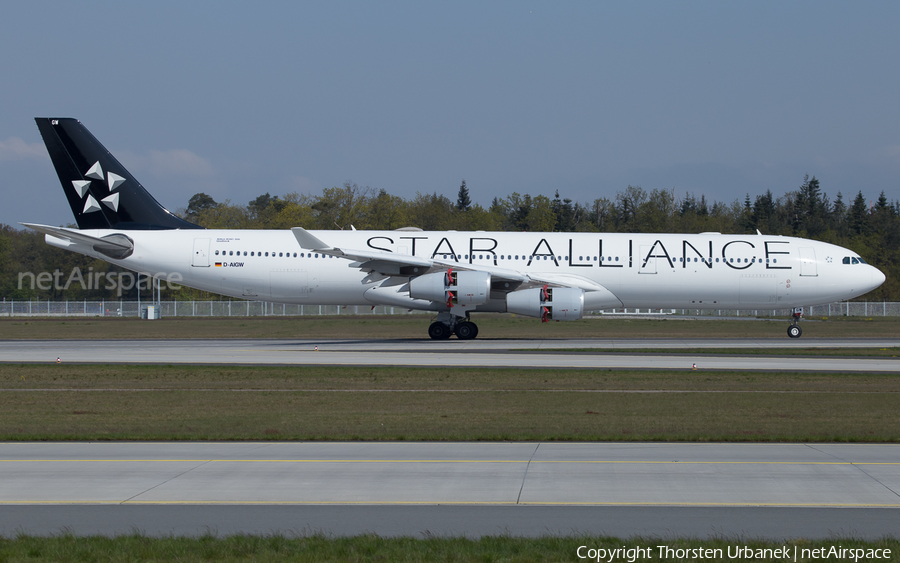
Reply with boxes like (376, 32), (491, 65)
(292, 227), (432, 269)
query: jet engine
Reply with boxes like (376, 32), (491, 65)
(506, 286), (584, 321)
(409, 269), (491, 307)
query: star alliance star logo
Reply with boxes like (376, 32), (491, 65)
(71, 161), (124, 214)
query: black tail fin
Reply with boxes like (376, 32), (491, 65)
(35, 118), (202, 230)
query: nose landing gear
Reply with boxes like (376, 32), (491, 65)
(787, 307), (803, 338)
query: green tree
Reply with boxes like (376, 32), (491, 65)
(407, 192), (454, 231)
(185, 193), (217, 222)
(640, 189), (676, 233)
(456, 180), (471, 212)
(551, 190), (576, 231)
(524, 195), (556, 232)
(617, 185), (647, 232)
(849, 191), (869, 236)
(311, 183), (371, 230)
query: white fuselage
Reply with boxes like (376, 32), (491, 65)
(45, 229), (884, 312)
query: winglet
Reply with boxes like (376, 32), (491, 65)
(291, 227), (331, 250)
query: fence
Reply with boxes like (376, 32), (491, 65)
(0, 299), (897, 318)
(0, 300), (432, 318)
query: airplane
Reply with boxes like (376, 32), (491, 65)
(24, 118), (885, 339)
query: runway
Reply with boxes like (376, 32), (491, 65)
(1, 442), (898, 539)
(2, 337), (900, 371)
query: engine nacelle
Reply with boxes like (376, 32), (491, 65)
(409, 270), (491, 306)
(506, 286), (584, 321)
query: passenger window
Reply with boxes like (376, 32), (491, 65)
(215, 250), (219, 255)
(265, 252), (269, 257)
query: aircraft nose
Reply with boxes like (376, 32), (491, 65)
(872, 266), (886, 289)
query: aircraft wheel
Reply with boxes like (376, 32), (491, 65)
(455, 321), (478, 340)
(428, 322), (452, 340)
(787, 325), (802, 339)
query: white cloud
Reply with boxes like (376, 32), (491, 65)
(119, 149), (214, 178)
(0, 137), (48, 161)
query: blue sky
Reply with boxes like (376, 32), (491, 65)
(2, 1), (899, 227)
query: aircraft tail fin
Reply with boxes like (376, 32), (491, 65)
(34, 118), (202, 230)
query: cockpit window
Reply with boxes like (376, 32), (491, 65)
(844, 256), (868, 264)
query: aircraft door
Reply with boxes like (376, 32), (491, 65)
(799, 247), (817, 276)
(192, 238), (210, 267)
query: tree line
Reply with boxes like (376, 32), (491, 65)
(2, 175), (897, 300)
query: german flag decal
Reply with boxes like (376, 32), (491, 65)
(215, 262), (222, 267)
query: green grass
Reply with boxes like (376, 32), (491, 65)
(1, 314), (900, 340)
(2, 364), (898, 442)
(1, 534), (897, 562)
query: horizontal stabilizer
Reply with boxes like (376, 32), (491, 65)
(21, 223), (130, 249)
(21, 223), (134, 259)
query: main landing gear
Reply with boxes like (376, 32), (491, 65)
(428, 313), (479, 340)
(787, 307), (803, 338)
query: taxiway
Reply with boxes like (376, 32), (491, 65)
(1, 442), (898, 539)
